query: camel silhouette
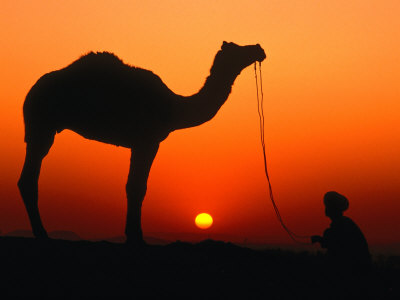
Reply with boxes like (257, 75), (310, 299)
(17, 41), (266, 245)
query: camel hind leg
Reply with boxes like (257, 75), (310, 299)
(17, 131), (55, 238)
(125, 143), (159, 245)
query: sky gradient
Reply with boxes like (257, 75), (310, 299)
(0, 1), (399, 244)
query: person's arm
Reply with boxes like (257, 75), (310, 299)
(319, 228), (332, 248)
(312, 228), (331, 248)
(311, 235), (323, 244)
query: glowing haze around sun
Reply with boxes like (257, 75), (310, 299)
(195, 213), (213, 229)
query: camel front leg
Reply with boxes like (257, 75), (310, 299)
(18, 134), (54, 239)
(125, 143), (159, 245)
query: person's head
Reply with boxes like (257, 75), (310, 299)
(323, 191), (349, 219)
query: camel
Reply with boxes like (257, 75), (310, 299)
(17, 41), (266, 245)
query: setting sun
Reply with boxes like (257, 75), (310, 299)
(195, 213), (213, 230)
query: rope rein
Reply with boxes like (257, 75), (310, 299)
(254, 62), (311, 245)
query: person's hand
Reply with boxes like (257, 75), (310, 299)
(311, 235), (322, 244)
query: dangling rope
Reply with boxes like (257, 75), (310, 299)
(254, 62), (311, 245)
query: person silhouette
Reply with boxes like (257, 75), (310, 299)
(311, 191), (371, 273)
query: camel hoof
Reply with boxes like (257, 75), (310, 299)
(125, 237), (147, 249)
(33, 230), (49, 240)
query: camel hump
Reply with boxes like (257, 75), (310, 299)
(64, 51), (165, 86)
(67, 51), (128, 70)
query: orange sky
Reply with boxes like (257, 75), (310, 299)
(0, 1), (399, 244)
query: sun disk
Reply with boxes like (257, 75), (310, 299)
(195, 213), (213, 229)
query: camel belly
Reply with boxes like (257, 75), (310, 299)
(60, 115), (171, 148)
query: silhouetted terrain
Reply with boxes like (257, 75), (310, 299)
(0, 237), (398, 298)
(5, 230), (81, 240)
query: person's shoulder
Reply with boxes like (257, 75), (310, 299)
(342, 216), (355, 223)
(342, 216), (358, 227)
(342, 216), (367, 237)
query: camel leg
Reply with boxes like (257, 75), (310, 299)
(17, 133), (54, 238)
(125, 143), (159, 245)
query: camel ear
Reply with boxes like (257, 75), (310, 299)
(222, 41), (228, 49)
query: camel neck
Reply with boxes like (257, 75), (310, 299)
(171, 69), (237, 130)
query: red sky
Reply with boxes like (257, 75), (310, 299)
(0, 1), (399, 245)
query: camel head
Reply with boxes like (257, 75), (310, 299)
(210, 41), (266, 77)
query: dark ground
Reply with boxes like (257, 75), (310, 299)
(0, 237), (398, 299)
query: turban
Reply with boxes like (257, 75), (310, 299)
(323, 191), (349, 212)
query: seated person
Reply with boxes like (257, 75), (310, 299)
(312, 191), (371, 272)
